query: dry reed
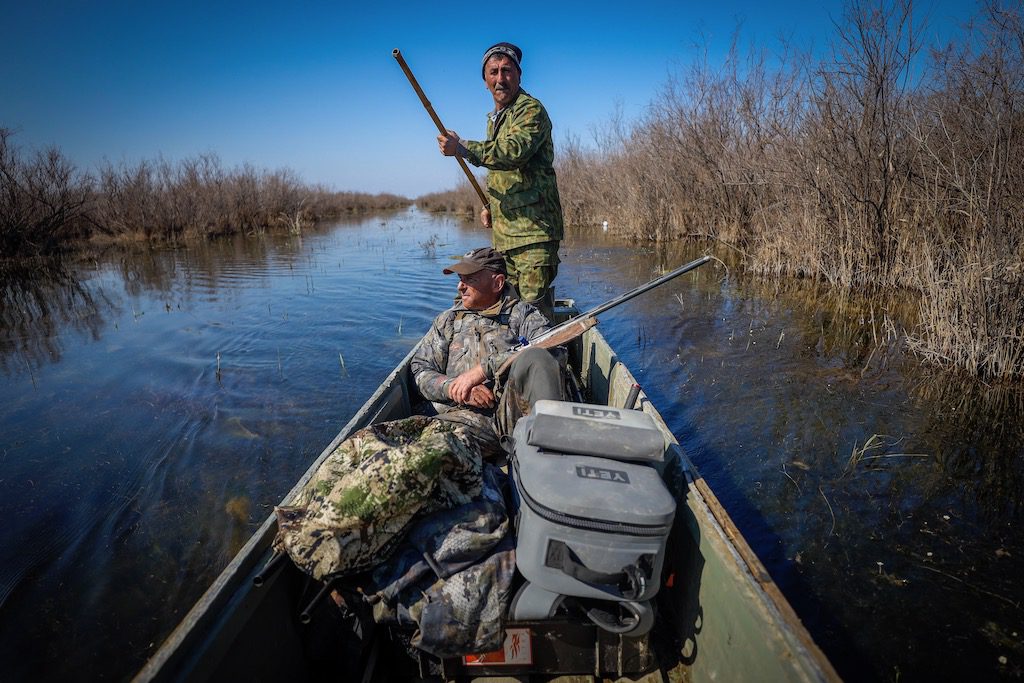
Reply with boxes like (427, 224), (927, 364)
(416, 178), (481, 216)
(0, 132), (411, 257)
(554, 0), (1023, 380)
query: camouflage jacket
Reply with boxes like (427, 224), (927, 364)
(461, 90), (564, 252)
(411, 288), (550, 408)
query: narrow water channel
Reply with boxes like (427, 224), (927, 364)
(1, 208), (1021, 681)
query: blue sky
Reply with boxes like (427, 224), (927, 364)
(2, 1), (976, 197)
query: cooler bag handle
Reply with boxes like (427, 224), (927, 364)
(544, 540), (647, 600)
(582, 599), (653, 635)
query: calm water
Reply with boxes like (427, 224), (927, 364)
(1, 208), (1021, 681)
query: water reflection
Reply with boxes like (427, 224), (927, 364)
(0, 258), (116, 377)
(562, 228), (1024, 681)
(719, 271), (1021, 682)
(0, 210), (492, 681)
(913, 371), (1024, 520)
(0, 211), (1021, 682)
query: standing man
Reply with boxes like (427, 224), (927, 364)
(437, 42), (563, 320)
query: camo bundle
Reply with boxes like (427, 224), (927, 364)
(273, 416), (481, 580)
(366, 465), (516, 657)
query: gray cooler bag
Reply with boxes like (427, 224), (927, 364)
(508, 400), (676, 634)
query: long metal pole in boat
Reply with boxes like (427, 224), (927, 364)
(579, 254), (712, 319)
(392, 49), (489, 208)
(527, 255), (712, 349)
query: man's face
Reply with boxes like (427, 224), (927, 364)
(457, 270), (504, 310)
(483, 54), (521, 109)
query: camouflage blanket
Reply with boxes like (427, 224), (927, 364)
(273, 416), (482, 581)
(365, 464), (516, 657)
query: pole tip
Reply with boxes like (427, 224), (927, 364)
(392, 48), (400, 56)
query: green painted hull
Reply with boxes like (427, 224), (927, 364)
(134, 314), (839, 682)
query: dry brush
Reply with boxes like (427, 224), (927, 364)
(556, 0), (1023, 380)
(0, 133), (411, 257)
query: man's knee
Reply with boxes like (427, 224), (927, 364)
(509, 347), (562, 401)
(516, 266), (556, 303)
(516, 262), (557, 302)
(511, 345), (557, 371)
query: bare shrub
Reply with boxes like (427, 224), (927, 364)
(416, 177), (482, 215)
(0, 129), (92, 255)
(1, 135), (412, 256)
(903, 1), (1024, 378)
(321, 190), (410, 213)
(556, 0), (1023, 379)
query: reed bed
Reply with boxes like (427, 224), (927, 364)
(0, 132), (411, 257)
(416, 178), (480, 216)
(554, 0), (1023, 380)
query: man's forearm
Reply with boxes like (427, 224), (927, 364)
(462, 104), (549, 170)
(448, 365), (487, 404)
(414, 369), (453, 402)
(462, 133), (542, 170)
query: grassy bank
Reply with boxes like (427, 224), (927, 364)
(416, 179), (480, 216)
(0, 129), (410, 257)
(555, 1), (1022, 380)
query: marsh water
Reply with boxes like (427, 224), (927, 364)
(1, 208), (1021, 681)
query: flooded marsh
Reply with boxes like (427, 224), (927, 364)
(1, 209), (1021, 681)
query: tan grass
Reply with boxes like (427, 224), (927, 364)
(416, 177), (481, 216)
(554, 0), (1023, 379)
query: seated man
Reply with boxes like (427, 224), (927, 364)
(411, 247), (563, 455)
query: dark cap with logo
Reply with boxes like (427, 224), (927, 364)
(443, 247), (507, 275)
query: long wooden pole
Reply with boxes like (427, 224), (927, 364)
(392, 49), (489, 208)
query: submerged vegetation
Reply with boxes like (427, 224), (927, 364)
(555, 0), (1023, 380)
(0, 128), (410, 258)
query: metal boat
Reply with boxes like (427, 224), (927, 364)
(134, 302), (839, 682)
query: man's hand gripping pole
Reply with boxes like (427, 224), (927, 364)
(393, 49), (489, 208)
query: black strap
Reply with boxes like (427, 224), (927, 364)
(422, 550), (446, 580)
(499, 434), (515, 457)
(544, 540), (646, 600)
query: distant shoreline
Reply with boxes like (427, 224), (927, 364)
(0, 129), (412, 258)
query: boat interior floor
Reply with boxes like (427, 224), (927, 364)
(294, 561), (682, 683)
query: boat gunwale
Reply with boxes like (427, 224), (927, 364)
(579, 328), (840, 682)
(135, 322), (840, 683)
(132, 344), (421, 682)
(673, 444), (841, 681)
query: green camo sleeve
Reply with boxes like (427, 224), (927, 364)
(462, 100), (549, 171)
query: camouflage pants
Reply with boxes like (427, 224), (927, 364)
(494, 346), (563, 438)
(502, 241), (560, 320)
